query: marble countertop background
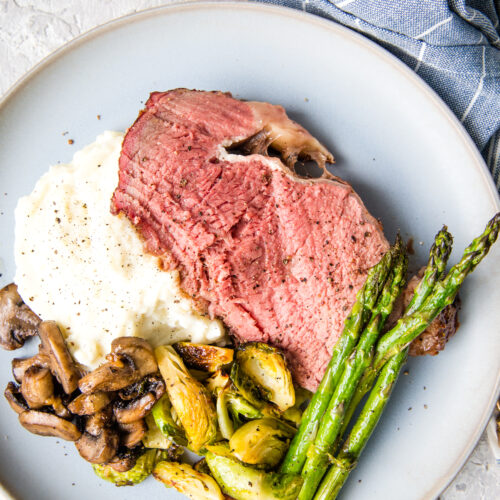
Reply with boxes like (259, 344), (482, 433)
(0, 1), (498, 498)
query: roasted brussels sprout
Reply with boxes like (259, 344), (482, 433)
(226, 391), (263, 422)
(155, 346), (217, 452)
(174, 342), (234, 372)
(151, 394), (187, 446)
(205, 451), (303, 500)
(205, 370), (231, 396)
(142, 413), (173, 449)
(93, 448), (162, 486)
(228, 418), (295, 468)
(231, 343), (295, 412)
(282, 386), (312, 426)
(188, 369), (211, 382)
(216, 387), (234, 440)
(215, 379), (263, 439)
(205, 441), (236, 460)
(153, 461), (224, 500)
(193, 457), (212, 475)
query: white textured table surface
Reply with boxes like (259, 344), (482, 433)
(0, 1), (498, 499)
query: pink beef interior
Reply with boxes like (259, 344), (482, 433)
(112, 89), (389, 390)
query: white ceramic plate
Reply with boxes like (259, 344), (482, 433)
(0, 2), (499, 499)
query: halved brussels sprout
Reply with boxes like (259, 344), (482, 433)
(143, 412), (173, 449)
(282, 386), (312, 426)
(228, 418), (295, 468)
(216, 387), (234, 440)
(174, 342), (234, 372)
(153, 461), (224, 500)
(205, 450), (303, 500)
(151, 394), (188, 447)
(231, 343), (295, 412)
(226, 392), (263, 422)
(205, 441), (236, 460)
(188, 369), (211, 382)
(193, 457), (212, 476)
(155, 346), (217, 452)
(213, 377), (263, 438)
(205, 370), (231, 396)
(93, 449), (161, 486)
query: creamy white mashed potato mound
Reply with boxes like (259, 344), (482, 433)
(15, 131), (225, 368)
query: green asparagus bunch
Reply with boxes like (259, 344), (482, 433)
(280, 246), (395, 474)
(315, 212), (500, 499)
(297, 239), (408, 499)
(339, 226), (453, 437)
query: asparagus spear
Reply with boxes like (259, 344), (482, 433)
(375, 213), (500, 371)
(280, 246), (394, 474)
(297, 241), (407, 500)
(405, 227), (453, 315)
(314, 213), (500, 499)
(313, 351), (406, 500)
(339, 227), (453, 438)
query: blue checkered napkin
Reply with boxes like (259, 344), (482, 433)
(259, 0), (500, 193)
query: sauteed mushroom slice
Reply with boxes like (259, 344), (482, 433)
(19, 410), (81, 441)
(75, 407), (119, 464)
(119, 420), (147, 448)
(114, 393), (157, 424)
(78, 359), (136, 394)
(118, 374), (165, 401)
(16, 363), (70, 417)
(0, 283), (40, 350)
(51, 398), (72, 419)
(21, 365), (54, 409)
(107, 448), (139, 472)
(12, 353), (50, 383)
(38, 321), (80, 394)
(111, 337), (158, 378)
(113, 374), (165, 424)
(79, 337), (158, 394)
(75, 427), (119, 464)
(68, 391), (113, 416)
(85, 406), (113, 435)
(4, 382), (29, 414)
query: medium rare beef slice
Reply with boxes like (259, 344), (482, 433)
(112, 89), (389, 390)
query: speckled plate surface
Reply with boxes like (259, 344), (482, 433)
(0, 2), (499, 499)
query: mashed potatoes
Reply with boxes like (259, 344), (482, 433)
(15, 131), (225, 368)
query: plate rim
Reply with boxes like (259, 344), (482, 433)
(0, 1), (499, 498)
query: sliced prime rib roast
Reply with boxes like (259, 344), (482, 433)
(112, 89), (390, 390)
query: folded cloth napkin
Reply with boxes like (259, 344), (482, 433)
(260, 0), (500, 193)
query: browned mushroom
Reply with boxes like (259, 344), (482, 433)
(0, 283), (40, 350)
(12, 353), (50, 383)
(75, 427), (119, 464)
(113, 374), (165, 425)
(38, 321), (80, 394)
(78, 359), (136, 394)
(20, 365), (55, 409)
(106, 449), (139, 472)
(110, 337), (158, 378)
(118, 419), (147, 448)
(114, 392), (157, 424)
(118, 373), (164, 400)
(85, 406), (113, 435)
(4, 382), (29, 414)
(79, 337), (158, 394)
(75, 407), (118, 464)
(68, 391), (113, 416)
(19, 363), (71, 418)
(19, 410), (81, 440)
